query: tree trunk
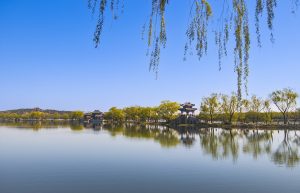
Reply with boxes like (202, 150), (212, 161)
(229, 114), (233, 124)
(283, 113), (288, 125)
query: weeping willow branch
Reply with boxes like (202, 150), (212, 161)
(88, 0), (297, 101)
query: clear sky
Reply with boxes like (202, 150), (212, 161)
(1, 0), (299, 112)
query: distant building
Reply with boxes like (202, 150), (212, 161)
(33, 107), (42, 112)
(179, 102), (197, 116)
(83, 113), (92, 121)
(171, 102), (199, 125)
(84, 110), (104, 124)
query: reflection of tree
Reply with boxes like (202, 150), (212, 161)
(292, 131), (300, 146)
(30, 121), (42, 131)
(271, 130), (300, 168)
(1, 121), (300, 167)
(199, 128), (239, 161)
(219, 130), (239, 160)
(83, 123), (103, 131)
(154, 129), (180, 148)
(242, 130), (273, 159)
(103, 124), (180, 148)
(198, 128), (300, 167)
(199, 129), (219, 159)
(122, 124), (157, 139)
(180, 133), (195, 147)
(104, 123), (124, 136)
(0, 120), (71, 130)
(70, 124), (84, 131)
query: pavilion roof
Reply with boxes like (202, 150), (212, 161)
(93, 110), (103, 114)
(180, 102), (195, 107)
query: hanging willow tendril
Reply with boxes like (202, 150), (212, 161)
(255, 0), (264, 47)
(88, 0), (298, 101)
(266, 0), (277, 42)
(291, 0), (299, 13)
(185, 1), (212, 62)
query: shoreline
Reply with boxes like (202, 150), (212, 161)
(1, 120), (300, 130)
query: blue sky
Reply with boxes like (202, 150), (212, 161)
(1, 0), (299, 111)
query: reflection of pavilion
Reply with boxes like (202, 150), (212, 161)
(175, 126), (197, 147)
(158, 125), (199, 146)
(180, 132), (196, 147)
(83, 122), (103, 131)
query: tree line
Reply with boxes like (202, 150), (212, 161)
(200, 88), (299, 125)
(103, 101), (179, 123)
(0, 101), (180, 123)
(0, 111), (84, 121)
(0, 88), (299, 126)
(104, 88), (299, 126)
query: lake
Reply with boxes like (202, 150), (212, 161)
(0, 123), (300, 193)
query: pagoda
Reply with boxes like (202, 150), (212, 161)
(179, 102), (197, 116)
(83, 110), (104, 124)
(170, 102), (199, 125)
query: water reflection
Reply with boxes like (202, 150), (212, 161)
(0, 122), (299, 168)
(197, 128), (300, 168)
(0, 121), (73, 130)
(271, 130), (300, 167)
(105, 123), (180, 148)
(242, 130), (273, 159)
(199, 128), (239, 161)
(84, 122), (103, 131)
(70, 124), (84, 131)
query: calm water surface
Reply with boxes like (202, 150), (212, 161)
(0, 123), (300, 193)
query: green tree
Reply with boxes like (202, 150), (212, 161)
(199, 104), (210, 123)
(149, 107), (160, 123)
(297, 108), (300, 123)
(70, 111), (84, 120)
(238, 99), (250, 123)
(157, 100), (180, 122)
(139, 107), (153, 123)
(220, 93), (239, 124)
(105, 107), (125, 122)
(53, 113), (60, 120)
(29, 111), (45, 120)
(248, 95), (265, 124)
(5, 113), (19, 120)
(200, 93), (220, 123)
(123, 106), (154, 123)
(271, 88), (298, 124)
(61, 113), (70, 120)
(263, 100), (273, 124)
(123, 106), (141, 122)
(0, 113), (5, 119)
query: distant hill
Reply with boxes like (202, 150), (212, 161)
(0, 108), (72, 114)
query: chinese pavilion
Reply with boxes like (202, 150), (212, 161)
(170, 102), (199, 125)
(83, 110), (104, 124)
(179, 102), (197, 116)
